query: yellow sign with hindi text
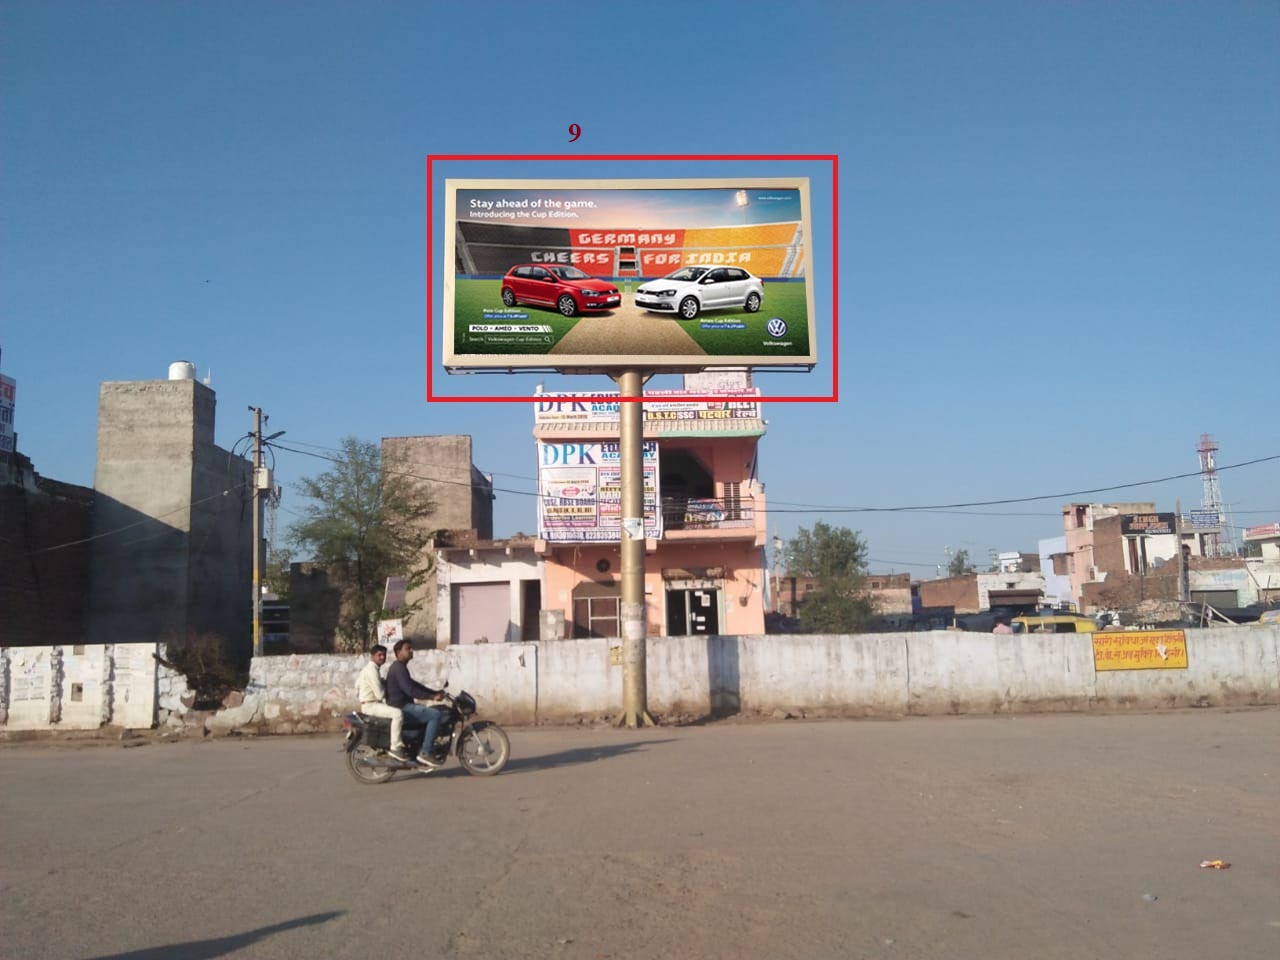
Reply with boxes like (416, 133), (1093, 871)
(1092, 630), (1188, 671)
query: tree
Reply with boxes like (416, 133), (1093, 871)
(786, 521), (875, 633)
(289, 437), (437, 650)
(947, 549), (976, 577)
(264, 546), (292, 602)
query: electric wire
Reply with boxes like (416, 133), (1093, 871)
(33, 481), (251, 554)
(271, 442), (1278, 517)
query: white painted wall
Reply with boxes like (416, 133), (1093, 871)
(5, 629), (1279, 732)
(1, 643), (160, 731)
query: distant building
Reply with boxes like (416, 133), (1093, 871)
(382, 434), (494, 540)
(773, 572), (912, 624)
(915, 570), (1044, 618)
(1244, 523), (1280, 562)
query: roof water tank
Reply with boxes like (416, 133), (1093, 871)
(168, 361), (196, 381)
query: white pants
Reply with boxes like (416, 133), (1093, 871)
(359, 701), (403, 749)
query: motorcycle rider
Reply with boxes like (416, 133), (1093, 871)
(355, 645), (411, 762)
(386, 639), (446, 768)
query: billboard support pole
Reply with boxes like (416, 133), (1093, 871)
(614, 368), (655, 728)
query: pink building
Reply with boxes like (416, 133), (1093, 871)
(534, 390), (768, 638)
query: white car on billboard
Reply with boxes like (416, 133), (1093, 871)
(634, 266), (764, 320)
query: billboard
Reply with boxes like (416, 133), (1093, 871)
(538, 440), (662, 542)
(443, 178), (816, 371)
(1121, 513), (1177, 536)
(1187, 509), (1221, 529)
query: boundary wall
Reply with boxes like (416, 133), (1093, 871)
(2, 629), (1277, 735)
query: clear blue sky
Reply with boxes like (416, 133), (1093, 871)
(3, 0), (1277, 574)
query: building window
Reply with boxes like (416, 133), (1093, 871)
(723, 480), (743, 521)
(573, 593), (620, 639)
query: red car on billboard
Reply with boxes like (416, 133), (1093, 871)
(500, 264), (621, 317)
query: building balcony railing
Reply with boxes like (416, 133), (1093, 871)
(662, 496), (758, 538)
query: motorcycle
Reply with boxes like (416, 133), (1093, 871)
(342, 687), (510, 785)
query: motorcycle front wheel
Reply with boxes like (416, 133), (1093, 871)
(457, 721), (510, 776)
(346, 743), (396, 785)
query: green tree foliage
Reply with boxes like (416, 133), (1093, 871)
(264, 547), (292, 602)
(786, 521), (875, 633)
(947, 549), (976, 577)
(289, 437), (437, 650)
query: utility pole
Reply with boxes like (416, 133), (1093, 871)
(772, 530), (784, 615)
(250, 406), (264, 658)
(614, 369), (654, 728)
(1176, 498), (1188, 604)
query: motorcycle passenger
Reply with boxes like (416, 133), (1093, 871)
(386, 639), (446, 768)
(356, 645), (410, 762)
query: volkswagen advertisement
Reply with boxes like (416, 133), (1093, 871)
(442, 178), (817, 371)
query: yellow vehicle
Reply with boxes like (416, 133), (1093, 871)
(1011, 614), (1098, 634)
(1257, 609), (1280, 626)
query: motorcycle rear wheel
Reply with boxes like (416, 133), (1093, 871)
(457, 721), (510, 776)
(346, 743), (396, 785)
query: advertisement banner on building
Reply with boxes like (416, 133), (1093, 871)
(534, 389), (761, 428)
(1121, 513), (1177, 536)
(537, 440), (662, 542)
(0, 374), (15, 454)
(443, 179), (816, 370)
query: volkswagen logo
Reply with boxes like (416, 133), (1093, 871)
(766, 317), (788, 338)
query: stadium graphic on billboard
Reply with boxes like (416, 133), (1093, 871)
(442, 178), (817, 371)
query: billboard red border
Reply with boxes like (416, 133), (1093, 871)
(426, 154), (838, 404)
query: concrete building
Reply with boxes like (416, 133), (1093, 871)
(1066, 510), (1280, 617)
(382, 435), (494, 645)
(1244, 523), (1280, 562)
(87, 373), (252, 658)
(1, 452), (94, 646)
(435, 536), (542, 645)
(382, 435), (494, 539)
(533, 386), (768, 638)
(915, 570), (1045, 618)
(1081, 555), (1280, 617)
(1037, 536), (1074, 609)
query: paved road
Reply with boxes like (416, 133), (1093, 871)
(2, 710), (1278, 960)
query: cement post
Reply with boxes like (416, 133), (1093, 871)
(615, 369), (655, 728)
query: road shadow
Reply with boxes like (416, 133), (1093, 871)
(82, 910), (344, 960)
(377, 737), (678, 783)
(502, 737), (677, 774)
(709, 634), (741, 719)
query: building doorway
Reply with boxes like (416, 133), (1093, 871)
(451, 582), (511, 644)
(667, 587), (721, 635)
